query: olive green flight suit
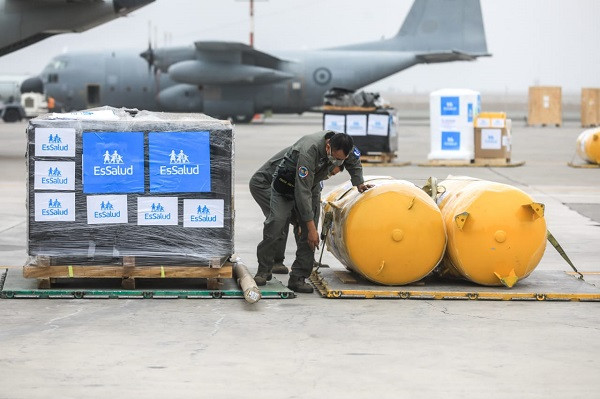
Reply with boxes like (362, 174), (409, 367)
(249, 148), (290, 266)
(256, 131), (365, 279)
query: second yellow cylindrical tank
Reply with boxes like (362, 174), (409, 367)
(576, 128), (600, 164)
(437, 176), (547, 287)
(322, 177), (446, 285)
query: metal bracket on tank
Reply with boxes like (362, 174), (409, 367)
(454, 212), (469, 231)
(525, 202), (545, 219)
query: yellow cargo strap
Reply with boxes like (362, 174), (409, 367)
(547, 230), (584, 280)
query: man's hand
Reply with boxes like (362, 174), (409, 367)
(357, 183), (374, 193)
(306, 220), (320, 251)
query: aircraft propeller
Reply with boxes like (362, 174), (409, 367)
(140, 42), (155, 73)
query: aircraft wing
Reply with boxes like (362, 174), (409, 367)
(194, 41), (285, 68)
(0, 0), (154, 57)
(145, 41), (293, 86)
(416, 50), (492, 63)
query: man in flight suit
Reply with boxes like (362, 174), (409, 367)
(249, 148), (291, 275)
(250, 150), (344, 275)
(255, 131), (371, 293)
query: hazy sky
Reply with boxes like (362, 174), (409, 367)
(0, 0), (598, 94)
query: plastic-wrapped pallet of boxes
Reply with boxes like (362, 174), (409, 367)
(323, 109), (398, 154)
(428, 89), (481, 161)
(26, 107), (234, 266)
(474, 112), (512, 160)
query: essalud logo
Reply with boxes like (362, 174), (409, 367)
(145, 202), (172, 220)
(93, 149), (133, 176)
(41, 166), (68, 185)
(41, 133), (69, 152)
(190, 204), (217, 222)
(94, 200), (120, 219)
(160, 149), (200, 175)
(42, 198), (68, 216)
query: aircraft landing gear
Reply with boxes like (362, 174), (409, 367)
(231, 114), (254, 124)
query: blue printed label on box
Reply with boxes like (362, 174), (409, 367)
(137, 197), (179, 226)
(34, 161), (75, 191)
(468, 103), (473, 122)
(86, 195), (128, 224)
(35, 192), (76, 222)
(35, 128), (76, 157)
(149, 132), (211, 193)
(183, 199), (224, 228)
(441, 96), (460, 116)
(82, 132), (144, 193)
(441, 131), (460, 150)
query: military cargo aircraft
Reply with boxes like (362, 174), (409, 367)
(21, 0), (489, 122)
(0, 0), (154, 57)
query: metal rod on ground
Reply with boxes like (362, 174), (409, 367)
(233, 261), (261, 303)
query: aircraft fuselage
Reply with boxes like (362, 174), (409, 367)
(40, 49), (418, 118)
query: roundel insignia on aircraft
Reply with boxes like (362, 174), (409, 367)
(353, 147), (361, 157)
(313, 67), (332, 85)
(298, 166), (309, 178)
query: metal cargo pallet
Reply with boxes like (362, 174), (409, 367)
(309, 268), (600, 301)
(0, 268), (295, 300)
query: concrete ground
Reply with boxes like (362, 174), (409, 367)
(1, 114), (599, 398)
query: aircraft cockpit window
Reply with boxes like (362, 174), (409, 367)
(49, 60), (68, 70)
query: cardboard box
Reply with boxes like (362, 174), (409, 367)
(581, 88), (600, 127)
(475, 119), (511, 159)
(528, 86), (562, 126)
(475, 112), (507, 128)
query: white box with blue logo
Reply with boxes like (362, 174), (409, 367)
(26, 107), (234, 266)
(428, 89), (481, 161)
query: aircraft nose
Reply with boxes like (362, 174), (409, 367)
(21, 76), (44, 94)
(113, 0), (155, 13)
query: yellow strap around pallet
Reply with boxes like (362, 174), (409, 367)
(68, 265), (74, 278)
(160, 266), (165, 278)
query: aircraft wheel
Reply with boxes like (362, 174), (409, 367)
(2, 109), (21, 123)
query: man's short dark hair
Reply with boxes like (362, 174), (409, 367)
(329, 133), (354, 156)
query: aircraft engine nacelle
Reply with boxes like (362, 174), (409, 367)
(157, 84), (203, 112)
(322, 177), (447, 285)
(437, 176), (547, 287)
(168, 60), (293, 85)
(576, 128), (600, 164)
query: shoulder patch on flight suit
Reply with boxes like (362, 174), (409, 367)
(353, 147), (361, 157)
(298, 166), (309, 178)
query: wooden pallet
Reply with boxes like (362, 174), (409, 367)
(23, 256), (233, 290)
(418, 159), (525, 167)
(360, 153), (408, 166)
(321, 105), (377, 112)
(527, 123), (562, 128)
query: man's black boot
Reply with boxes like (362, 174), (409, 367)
(272, 262), (289, 274)
(254, 272), (272, 286)
(287, 275), (314, 293)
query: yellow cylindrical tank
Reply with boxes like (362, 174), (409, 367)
(322, 177), (446, 285)
(437, 176), (547, 287)
(576, 128), (600, 164)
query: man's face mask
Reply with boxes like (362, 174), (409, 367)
(327, 145), (345, 166)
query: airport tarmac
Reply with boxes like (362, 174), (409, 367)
(0, 114), (599, 398)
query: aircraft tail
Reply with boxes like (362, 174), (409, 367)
(332, 0), (489, 58)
